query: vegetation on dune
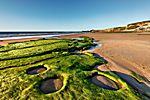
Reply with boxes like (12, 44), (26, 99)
(91, 20), (150, 33)
(127, 25), (139, 30)
(0, 37), (143, 100)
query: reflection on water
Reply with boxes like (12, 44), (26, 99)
(88, 44), (102, 50)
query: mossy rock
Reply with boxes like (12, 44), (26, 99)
(39, 78), (63, 94)
(92, 75), (120, 90)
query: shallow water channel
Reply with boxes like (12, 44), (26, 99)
(88, 44), (102, 50)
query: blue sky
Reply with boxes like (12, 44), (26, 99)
(0, 0), (150, 31)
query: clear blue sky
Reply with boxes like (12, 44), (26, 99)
(0, 0), (150, 31)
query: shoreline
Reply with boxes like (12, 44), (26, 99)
(0, 32), (86, 45)
(0, 32), (84, 40)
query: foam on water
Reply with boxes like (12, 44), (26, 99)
(0, 33), (81, 40)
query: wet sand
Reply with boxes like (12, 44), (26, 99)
(57, 32), (150, 85)
(58, 32), (150, 97)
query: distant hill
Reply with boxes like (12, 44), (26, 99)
(91, 20), (150, 33)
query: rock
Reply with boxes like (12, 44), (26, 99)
(40, 78), (63, 94)
(92, 75), (119, 90)
(26, 66), (47, 74)
(115, 72), (150, 97)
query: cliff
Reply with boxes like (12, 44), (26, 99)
(92, 20), (150, 33)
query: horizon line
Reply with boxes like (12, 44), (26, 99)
(0, 30), (87, 32)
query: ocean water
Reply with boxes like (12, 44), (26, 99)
(0, 32), (82, 40)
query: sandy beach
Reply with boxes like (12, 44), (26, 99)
(57, 32), (150, 86)
(1, 33), (150, 78)
(58, 32), (150, 97)
(1, 32), (150, 97)
(1, 33), (150, 80)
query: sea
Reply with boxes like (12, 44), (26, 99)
(0, 31), (86, 40)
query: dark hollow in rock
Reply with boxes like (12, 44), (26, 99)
(76, 53), (86, 57)
(39, 78), (63, 94)
(26, 65), (47, 75)
(85, 72), (98, 79)
(91, 53), (108, 64)
(92, 75), (120, 90)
